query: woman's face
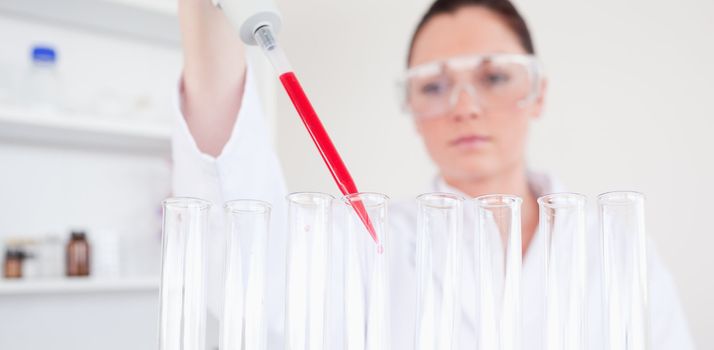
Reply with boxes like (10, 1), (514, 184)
(409, 6), (545, 182)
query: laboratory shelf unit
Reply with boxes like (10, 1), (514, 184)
(0, 277), (159, 296)
(0, 105), (171, 155)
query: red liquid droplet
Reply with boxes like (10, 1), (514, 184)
(279, 72), (379, 244)
(377, 244), (384, 255)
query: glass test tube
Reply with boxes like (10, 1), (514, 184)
(342, 192), (390, 350)
(285, 192), (335, 350)
(599, 192), (649, 350)
(159, 198), (211, 350)
(538, 193), (587, 350)
(221, 200), (271, 350)
(414, 193), (464, 350)
(474, 194), (522, 350)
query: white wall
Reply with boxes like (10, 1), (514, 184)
(272, 0), (714, 348)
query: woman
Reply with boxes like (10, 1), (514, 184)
(174, 0), (694, 348)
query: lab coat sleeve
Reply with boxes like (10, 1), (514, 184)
(647, 242), (695, 349)
(171, 64), (288, 349)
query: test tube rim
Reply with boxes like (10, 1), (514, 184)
(416, 192), (465, 209)
(341, 192), (390, 208)
(474, 193), (523, 208)
(537, 192), (587, 209)
(224, 199), (272, 213)
(162, 197), (212, 210)
(286, 191), (335, 206)
(597, 191), (645, 206)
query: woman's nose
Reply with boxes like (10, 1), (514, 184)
(448, 84), (481, 122)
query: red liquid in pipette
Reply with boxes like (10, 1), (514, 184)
(279, 72), (379, 246)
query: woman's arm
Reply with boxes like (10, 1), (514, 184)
(174, 3), (289, 346)
(179, 0), (246, 157)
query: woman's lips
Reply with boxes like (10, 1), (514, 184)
(450, 134), (492, 150)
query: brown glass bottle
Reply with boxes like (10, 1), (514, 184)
(66, 231), (90, 277)
(3, 249), (23, 279)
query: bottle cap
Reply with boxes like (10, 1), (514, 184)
(31, 45), (57, 64)
(5, 248), (25, 260)
(70, 231), (86, 240)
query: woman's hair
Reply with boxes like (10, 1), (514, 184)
(407, 0), (535, 65)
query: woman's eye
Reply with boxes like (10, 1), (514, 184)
(420, 81), (448, 95)
(482, 72), (511, 86)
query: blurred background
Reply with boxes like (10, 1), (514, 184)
(0, 0), (711, 349)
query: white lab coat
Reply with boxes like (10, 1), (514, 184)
(172, 66), (695, 349)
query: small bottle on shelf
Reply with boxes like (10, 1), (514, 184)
(22, 239), (41, 279)
(66, 231), (90, 277)
(3, 248), (24, 279)
(22, 45), (61, 114)
(41, 234), (65, 278)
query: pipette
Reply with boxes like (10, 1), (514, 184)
(217, 0), (380, 245)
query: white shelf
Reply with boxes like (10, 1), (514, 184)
(0, 0), (179, 46)
(104, 0), (176, 16)
(0, 277), (159, 295)
(0, 106), (171, 155)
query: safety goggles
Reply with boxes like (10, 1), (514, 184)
(399, 53), (543, 119)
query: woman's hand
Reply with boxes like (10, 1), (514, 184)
(179, 0), (246, 156)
